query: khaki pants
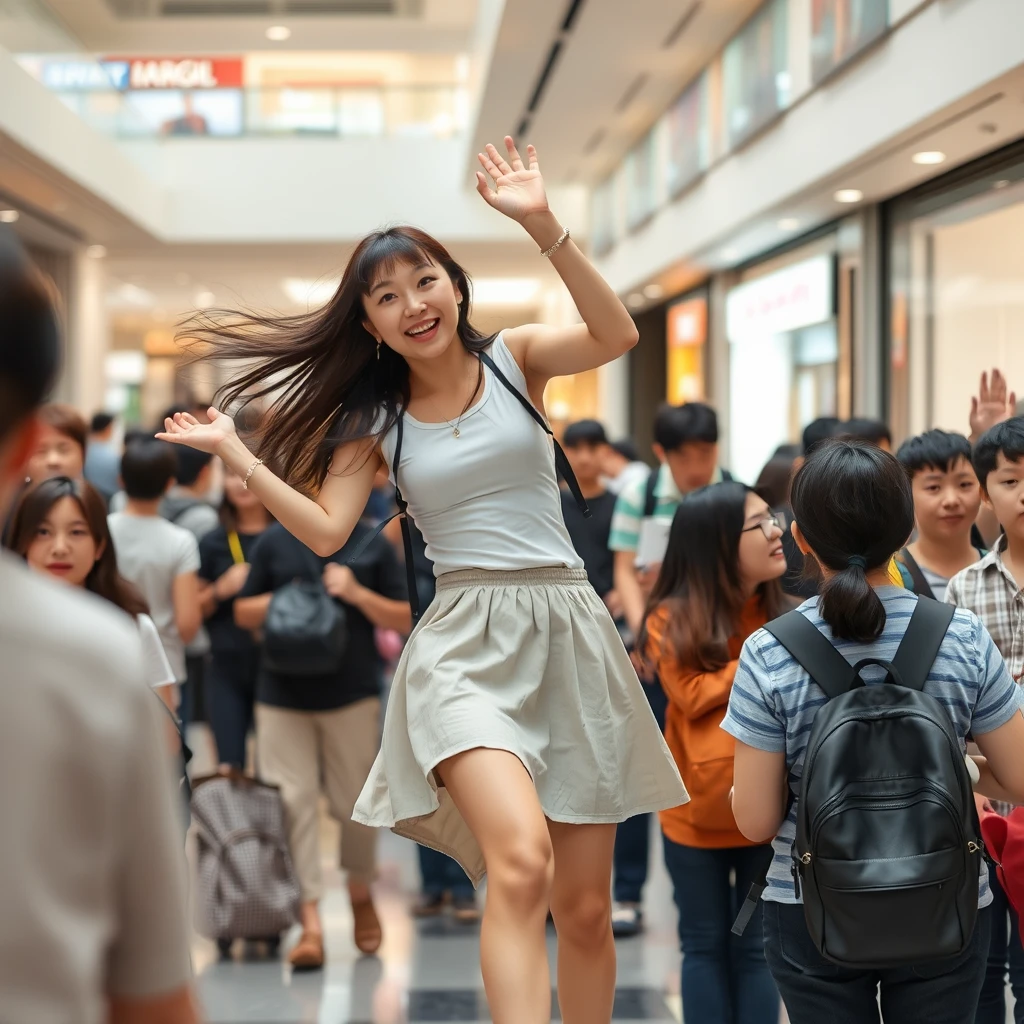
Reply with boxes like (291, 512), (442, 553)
(256, 697), (380, 902)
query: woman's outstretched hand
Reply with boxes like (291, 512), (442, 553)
(476, 137), (549, 223)
(156, 406), (237, 454)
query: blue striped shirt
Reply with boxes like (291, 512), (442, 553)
(721, 586), (1022, 906)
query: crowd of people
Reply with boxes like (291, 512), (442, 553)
(3, 137), (1024, 1024)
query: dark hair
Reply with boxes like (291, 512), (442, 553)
(791, 440), (914, 642)
(37, 403), (88, 454)
(654, 402), (718, 451)
(802, 416), (841, 455)
(6, 476), (148, 616)
(90, 412), (115, 433)
(563, 419), (608, 448)
(121, 440), (177, 500)
(178, 226), (494, 496)
(973, 417), (1024, 486)
(896, 429), (973, 478)
(173, 445), (213, 487)
(841, 417), (892, 448)
(640, 481), (787, 672)
(123, 427), (150, 449)
(610, 438), (639, 462)
(0, 228), (61, 442)
(755, 452), (798, 510)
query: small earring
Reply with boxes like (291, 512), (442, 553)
(376, 341), (381, 360)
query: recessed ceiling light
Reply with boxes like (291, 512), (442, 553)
(834, 189), (864, 204)
(195, 290), (216, 308)
(912, 151), (946, 166)
(627, 293), (645, 309)
(643, 283), (664, 300)
(777, 217), (801, 231)
(0, 209), (19, 223)
(86, 244), (107, 259)
(265, 25), (291, 41)
(994, 179), (1011, 189)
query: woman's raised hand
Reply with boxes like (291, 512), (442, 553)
(155, 406), (238, 454)
(475, 137), (549, 223)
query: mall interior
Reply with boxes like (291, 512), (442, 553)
(2, 0), (1024, 1021)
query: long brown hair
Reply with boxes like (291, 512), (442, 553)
(640, 481), (787, 673)
(179, 226), (495, 496)
(7, 476), (149, 617)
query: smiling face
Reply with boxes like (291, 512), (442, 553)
(24, 494), (101, 588)
(361, 258), (463, 363)
(737, 491), (787, 589)
(983, 453), (1024, 545)
(911, 456), (981, 545)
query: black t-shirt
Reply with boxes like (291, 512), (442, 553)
(198, 525), (266, 657)
(239, 521), (408, 712)
(560, 489), (616, 598)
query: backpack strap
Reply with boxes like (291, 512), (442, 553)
(762, 609), (858, 700)
(642, 465), (659, 519)
(477, 349), (591, 520)
(896, 546), (934, 599)
(890, 597), (955, 692)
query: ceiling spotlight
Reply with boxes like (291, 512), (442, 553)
(627, 293), (645, 309)
(0, 209), (19, 223)
(777, 217), (800, 231)
(643, 283), (664, 300)
(265, 25), (291, 41)
(86, 244), (107, 259)
(834, 189), (864, 204)
(912, 151), (946, 166)
(195, 290), (216, 308)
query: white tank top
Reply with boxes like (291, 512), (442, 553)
(380, 334), (585, 578)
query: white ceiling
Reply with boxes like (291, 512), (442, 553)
(469, 0), (764, 184)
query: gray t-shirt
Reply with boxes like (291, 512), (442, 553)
(0, 552), (191, 1022)
(108, 512), (200, 681)
(920, 563), (951, 602)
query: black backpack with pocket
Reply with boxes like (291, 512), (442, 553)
(737, 598), (985, 968)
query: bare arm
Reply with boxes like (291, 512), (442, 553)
(974, 711), (1024, 804)
(235, 592), (272, 632)
(731, 742), (789, 843)
(348, 587), (412, 634)
(171, 572), (202, 645)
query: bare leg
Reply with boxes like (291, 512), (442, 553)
(437, 749), (554, 1024)
(547, 821), (617, 1024)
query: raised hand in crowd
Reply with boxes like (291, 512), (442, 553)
(969, 368), (1017, 442)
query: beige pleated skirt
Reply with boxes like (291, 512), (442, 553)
(351, 566), (689, 886)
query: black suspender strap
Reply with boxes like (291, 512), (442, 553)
(642, 465), (659, 519)
(896, 546), (934, 600)
(762, 609), (859, 700)
(477, 350), (591, 519)
(890, 598), (955, 692)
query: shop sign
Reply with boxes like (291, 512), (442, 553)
(666, 295), (707, 404)
(726, 255), (834, 343)
(106, 57), (245, 90)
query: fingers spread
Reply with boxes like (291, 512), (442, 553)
(505, 136), (524, 171)
(527, 143), (539, 171)
(477, 151), (500, 180)
(486, 142), (512, 177)
(475, 172), (497, 206)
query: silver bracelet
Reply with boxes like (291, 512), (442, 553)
(540, 227), (570, 259)
(242, 457), (263, 490)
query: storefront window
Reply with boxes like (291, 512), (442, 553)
(722, 0), (790, 150)
(665, 72), (710, 197)
(726, 253), (838, 484)
(666, 293), (708, 404)
(811, 0), (889, 85)
(624, 131), (658, 231)
(591, 176), (617, 257)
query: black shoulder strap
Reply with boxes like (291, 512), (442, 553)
(642, 466), (659, 519)
(762, 609), (858, 700)
(897, 546), (934, 599)
(890, 597), (955, 692)
(478, 349), (591, 520)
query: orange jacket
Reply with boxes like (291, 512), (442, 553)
(646, 596), (768, 848)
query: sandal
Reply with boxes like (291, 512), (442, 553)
(288, 930), (324, 971)
(351, 897), (383, 955)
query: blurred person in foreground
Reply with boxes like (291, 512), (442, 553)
(24, 401), (87, 484)
(0, 229), (197, 1023)
(84, 411), (121, 503)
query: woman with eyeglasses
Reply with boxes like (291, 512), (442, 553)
(639, 482), (788, 1024)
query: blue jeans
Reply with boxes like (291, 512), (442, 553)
(418, 844), (473, 900)
(764, 900), (991, 1024)
(612, 679), (668, 904)
(976, 863), (1024, 1024)
(662, 837), (779, 1024)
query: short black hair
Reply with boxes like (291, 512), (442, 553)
(973, 417), (1024, 487)
(563, 419), (608, 448)
(896, 429), (973, 478)
(802, 417), (841, 455)
(173, 445), (213, 486)
(842, 417), (892, 448)
(120, 440), (177, 500)
(123, 427), (150, 449)
(654, 402), (718, 451)
(90, 412), (115, 433)
(610, 438), (639, 462)
(0, 228), (61, 442)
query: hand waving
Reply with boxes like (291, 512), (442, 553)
(156, 406), (237, 454)
(476, 137), (549, 223)
(969, 369), (1017, 441)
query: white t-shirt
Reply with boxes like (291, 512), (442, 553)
(107, 513), (200, 681)
(137, 613), (175, 689)
(0, 551), (191, 1023)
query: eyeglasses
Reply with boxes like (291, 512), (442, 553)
(741, 512), (782, 540)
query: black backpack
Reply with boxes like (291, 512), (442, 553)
(748, 599), (984, 968)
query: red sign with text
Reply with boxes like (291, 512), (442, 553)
(104, 57), (244, 89)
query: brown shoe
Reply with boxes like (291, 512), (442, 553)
(288, 930), (324, 971)
(352, 897), (383, 955)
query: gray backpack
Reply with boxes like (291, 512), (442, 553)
(191, 772), (300, 945)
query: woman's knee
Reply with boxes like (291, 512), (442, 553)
(551, 887), (612, 947)
(488, 835), (554, 908)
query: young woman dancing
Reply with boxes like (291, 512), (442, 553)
(157, 137), (687, 1024)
